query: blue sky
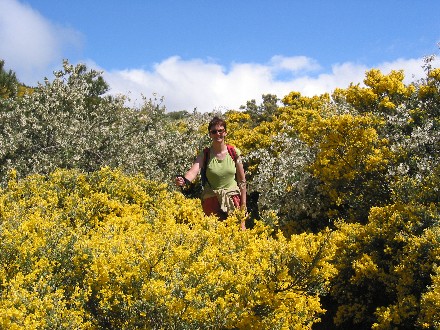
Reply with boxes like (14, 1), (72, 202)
(1, 0), (440, 112)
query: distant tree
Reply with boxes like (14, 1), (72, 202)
(240, 93), (279, 125)
(0, 60), (19, 98)
(166, 109), (190, 120)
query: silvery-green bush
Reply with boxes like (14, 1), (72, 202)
(0, 61), (210, 187)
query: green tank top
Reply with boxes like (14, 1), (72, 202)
(200, 147), (241, 190)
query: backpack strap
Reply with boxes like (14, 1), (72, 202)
(201, 147), (210, 187)
(226, 144), (237, 162)
(227, 144), (239, 182)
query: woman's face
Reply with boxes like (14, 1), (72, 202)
(209, 124), (226, 142)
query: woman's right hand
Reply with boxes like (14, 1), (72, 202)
(175, 176), (186, 187)
(175, 176), (185, 187)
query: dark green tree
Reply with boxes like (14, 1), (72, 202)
(0, 60), (19, 98)
(240, 93), (279, 125)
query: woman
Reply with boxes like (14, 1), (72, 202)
(175, 116), (247, 229)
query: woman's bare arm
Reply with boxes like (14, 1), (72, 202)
(175, 154), (203, 186)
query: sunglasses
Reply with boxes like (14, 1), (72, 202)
(209, 129), (225, 134)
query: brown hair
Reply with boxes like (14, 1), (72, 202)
(208, 116), (227, 132)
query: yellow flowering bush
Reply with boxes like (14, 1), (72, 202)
(284, 107), (391, 223)
(0, 168), (338, 329)
(340, 69), (415, 114)
(330, 202), (440, 329)
(225, 110), (278, 155)
(281, 92), (331, 111)
(420, 264), (440, 328)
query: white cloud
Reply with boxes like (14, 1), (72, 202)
(270, 55), (321, 73)
(103, 55), (431, 112)
(376, 57), (430, 82)
(0, 0), (83, 84)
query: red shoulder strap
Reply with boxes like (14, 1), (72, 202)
(226, 144), (237, 162)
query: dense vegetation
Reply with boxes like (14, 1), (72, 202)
(0, 57), (439, 329)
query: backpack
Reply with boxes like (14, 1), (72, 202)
(201, 144), (237, 187)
